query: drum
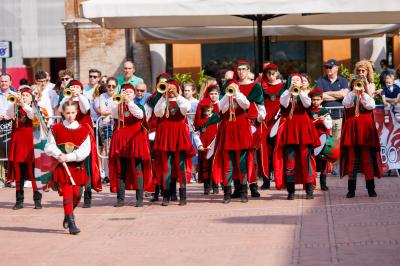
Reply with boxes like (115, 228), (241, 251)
(269, 118), (281, 138)
(314, 134), (340, 162)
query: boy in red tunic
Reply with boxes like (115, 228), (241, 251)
(153, 80), (195, 206)
(260, 63), (284, 189)
(58, 80), (101, 208)
(193, 85), (220, 195)
(308, 88), (333, 191)
(277, 74), (320, 200)
(7, 86), (43, 210)
(45, 100), (93, 235)
(341, 79), (382, 198)
(109, 83), (152, 207)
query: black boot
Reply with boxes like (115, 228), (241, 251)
(240, 184), (248, 203)
(305, 183), (314, 199)
(66, 214), (80, 235)
(231, 180), (241, 198)
(135, 189), (144, 207)
(150, 185), (160, 202)
(212, 182), (219, 194)
(170, 180), (177, 201)
(250, 183), (260, 197)
(260, 178), (271, 190)
(179, 188), (187, 206)
(82, 190), (92, 208)
(366, 179), (377, 197)
(12, 190), (24, 210)
(33, 191), (43, 209)
(203, 181), (211, 195)
(114, 187), (125, 207)
(162, 190), (170, 206)
(63, 214), (74, 229)
(346, 180), (356, 198)
(223, 186), (232, 204)
(320, 174), (329, 191)
(287, 182), (295, 200)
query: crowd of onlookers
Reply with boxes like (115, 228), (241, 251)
(0, 58), (400, 186)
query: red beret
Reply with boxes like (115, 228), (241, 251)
(167, 80), (180, 90)
(237, 59), (250, 67)
(198, 98), (212, 109)
(264, 63), (279, 71)
(68, 80), (83, 89)
(121, 83), (135, 91)
(308, 88), (324, 98)
(18, 85), (32, 95)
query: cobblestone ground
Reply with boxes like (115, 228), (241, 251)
(0, 176), (399, 266)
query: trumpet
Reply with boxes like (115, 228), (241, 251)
(64, 88), (73, 98)
(353, 79), (365, 94)
(7, 94), (18, 104)
(113, 93), (123, 103)
(289, 86), (301, 96)
(157, 81), (169, 94)
(225, 83), (239, 96)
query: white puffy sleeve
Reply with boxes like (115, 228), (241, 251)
(218, 94), (230, 114)
(299, 91), (311, 108)
(257, 104), (266, 122)
(193, 130), (203, 149)
(22, 104), (34, 120)
(342, 91), (356, 108)
(65, 136), (91, 162)
(154, 97), (167, 118)
(176, 95), (191, 116)
(280, 90), (291, 108)
(235, 92), (250, 110)
(127, 101), (144, 119)
(44, 130), (63, 158)
(78, 94), (90, 114)
(323, 114), (333, 130)
(360, 93), (376, 110)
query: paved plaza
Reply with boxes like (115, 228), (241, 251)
(1, 176), (400, 266)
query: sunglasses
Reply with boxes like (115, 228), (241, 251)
(136, 89), (145, 92)
(61, 77), (71, 81)
(324, 66), (334, 69)
(89, 75), (99, 79)
(107, 85), (117, 88)
(357, 69), (366, 73)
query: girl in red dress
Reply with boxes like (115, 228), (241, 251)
(340, 79), (382, 198)
(153, 80), (195, 206)
(260, 63), (284, 189)
(109, 83), (152, 207)
(7, 86), (42, 210)
(58, 80), (101, 208)
(45, 100), (92, 235)
(278, 74), (320, 200)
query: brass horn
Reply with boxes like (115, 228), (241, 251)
(7, 94), (17, 104)
(353, 79), (365, 94)
(113, 94), (123, 103)
(225, 83), (239, 96)
(289, 86), (301, 96)
(157, 81), (169, 94)
(64, 88), (73, 98)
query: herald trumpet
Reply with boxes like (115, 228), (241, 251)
(157, 82), (169, 94)
(7, 94), (18, 104)
(64, 88), (73, 98)
(353, 79), (365, 94)
(225, 83), (239, 96)
(289, 86), (301, 96)
(113, 94), (123, 103)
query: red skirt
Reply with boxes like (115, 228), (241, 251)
(341, 112), (379, 147)
(219, 114), (253, 151)
(53, 163), (89, 187)
(8, 126), (34, 163)
(280, 112), (320, 147)
(109, 124), (151, 160)
(153, 119), (195, 157)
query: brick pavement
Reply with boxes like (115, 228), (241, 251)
(0, 176), (399, 266)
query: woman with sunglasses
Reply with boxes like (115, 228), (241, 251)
(354, 60), (376, 97)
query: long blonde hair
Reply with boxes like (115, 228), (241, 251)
(354, 60), (374, 83)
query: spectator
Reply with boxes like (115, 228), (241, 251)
(34, 70), (54, 123)
(54, 69), (74, 115)
(117, 61), (144, 87)
(393, 65), (400, 88)
(134, 82), (151, 106)
(199, 77), (217, 99)
(379, 59), (395, 86)
(19, 78), (29, 86)
(354, 60), (376, 96)
(381, 71), (400, 123)
(0, 73), (14, 120)
(183, 82), (199, 131)
(100, 75), (108, 85)
(316, 59), (349, 175)
(84, 69), (102, 123)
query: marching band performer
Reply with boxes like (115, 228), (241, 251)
(7, 86), (43, 210)
(341, 79), (382, 198)
(45, 100), (93, 235)
(260, 63), (284, 189)
(153, 80), (195, 206)
(193, 84), (220, 195)
(308, 88), (333, 191)
(109, 83), (152, 207)
(58, 80), (101, 208)
(275, 74), (320, 200)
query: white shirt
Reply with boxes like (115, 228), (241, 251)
(97, 92), (115, 115)
(111, 101), (144, 120)
(154, 95), (191, 118)
(343, 91), (376, 110)
(44, 120), (91, 162)
(0, 89), (14, 118)
(186, 98), (199, 132)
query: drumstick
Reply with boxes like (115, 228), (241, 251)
(313, 112), (329, 123)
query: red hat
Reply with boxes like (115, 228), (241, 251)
(167, 80), (180, 90)
(263, 63), (279, 72)
(237, 59), (250, 67)
(18, 85), (32, 95)
(308, 88), (324, 98)
(121, 83), (135, 91)
(290, 73), (303, 80)
(194, 98), (213, 128)
(203, 84), (220, 99)
(157, 72), (172, 82)
(67, 80), (83, 89)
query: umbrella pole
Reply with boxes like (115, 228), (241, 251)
(256, 15), (263, 74)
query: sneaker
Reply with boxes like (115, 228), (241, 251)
(24, 181), (32, 188)
(100, 169), (106, 178)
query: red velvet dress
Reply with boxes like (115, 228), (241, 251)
(7, 107), (34, 183)
(51, 123), (90, 187)
(109, 103), (153, 192)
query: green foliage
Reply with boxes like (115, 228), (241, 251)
(173, 73), (194, 86)
(339, 64), (351, 80)
(197, 70), (209, 89)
